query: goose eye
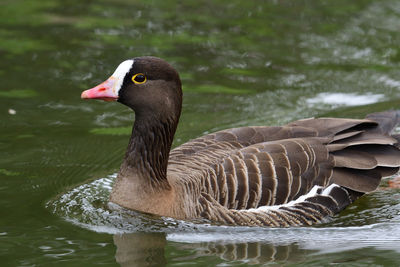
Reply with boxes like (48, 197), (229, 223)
(132, 73), (147, 84)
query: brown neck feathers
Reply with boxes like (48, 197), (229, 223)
(120, 113), (179, 190)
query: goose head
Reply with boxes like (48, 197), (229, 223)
(81, 56), (182, 120)
(81, 57), (183, 191)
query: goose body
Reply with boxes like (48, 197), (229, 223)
(81, 56), (400, 227)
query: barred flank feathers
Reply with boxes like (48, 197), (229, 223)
(167, 110), (400, 226)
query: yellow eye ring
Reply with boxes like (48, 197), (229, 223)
(132, 73), (147, 84)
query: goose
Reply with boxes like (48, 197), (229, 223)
(81, 56), (400, 227)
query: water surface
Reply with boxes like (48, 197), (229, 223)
(2, 0), (400, 266)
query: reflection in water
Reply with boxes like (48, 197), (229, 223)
(113, 232), (308, 266)
(171, 241), (306, 265)
(114, 233), (167, 267)
(114, 232), (400, 265)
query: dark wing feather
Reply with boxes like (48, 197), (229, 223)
(168, 111), (400, 226)
(198, 137), (333, 210)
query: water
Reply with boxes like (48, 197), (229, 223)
(2, 0), (400, 266)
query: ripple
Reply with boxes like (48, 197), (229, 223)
(47, 174), (197, 234)
(48, 175), (400, 253)
(167, 223), (400, 253)
(306, 92), (385, 107)
(376, 75), (400, 89)
(40, 102), (93, 112)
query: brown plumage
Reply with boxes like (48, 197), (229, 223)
(81, 56), (400, 227)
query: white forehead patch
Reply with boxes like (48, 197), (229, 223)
(111, 59), (134, 94)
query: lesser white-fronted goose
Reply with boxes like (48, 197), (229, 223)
(81, 56), (400, 227)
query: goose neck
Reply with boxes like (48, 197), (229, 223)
(121, 113), (178, 189)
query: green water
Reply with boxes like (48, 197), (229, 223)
(2, 0), (400, 266)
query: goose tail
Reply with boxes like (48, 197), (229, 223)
(365, 110), (400, 134)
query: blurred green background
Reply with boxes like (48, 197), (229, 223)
(2, 0), (400, 266)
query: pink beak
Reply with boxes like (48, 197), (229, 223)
(81, 76), (119, 102)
